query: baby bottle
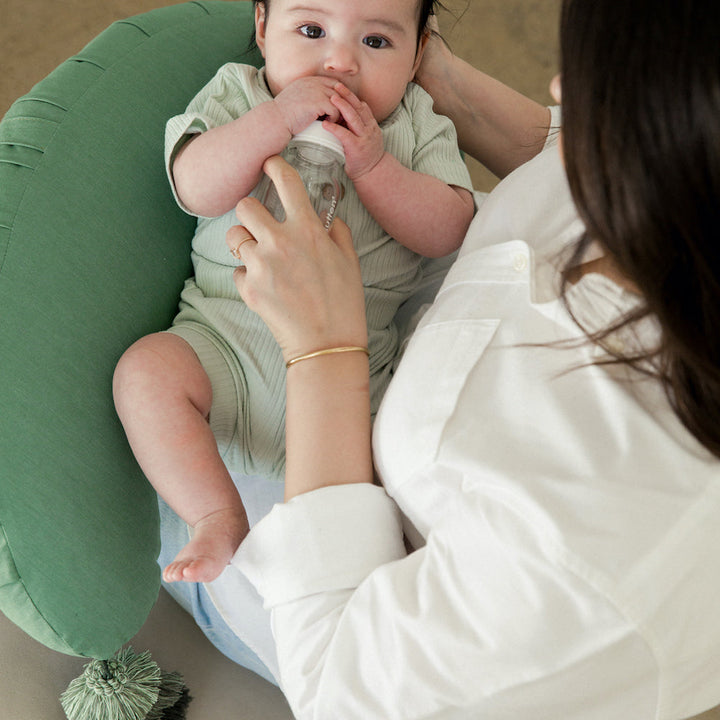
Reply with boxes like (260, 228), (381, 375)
(254, 120), (345, 230)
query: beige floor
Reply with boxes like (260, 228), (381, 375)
(1, 1), (719, 719)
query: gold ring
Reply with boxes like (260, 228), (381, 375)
(230, 236), (255, 258)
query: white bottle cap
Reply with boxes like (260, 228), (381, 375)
(292, 120), (345, 159)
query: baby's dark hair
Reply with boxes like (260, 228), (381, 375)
(417, 0), (440, 43)
(251, 0), (439, 47)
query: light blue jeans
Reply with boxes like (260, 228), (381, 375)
(158, 496), (278, 685)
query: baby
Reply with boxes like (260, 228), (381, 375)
(113, 0), (474, 583)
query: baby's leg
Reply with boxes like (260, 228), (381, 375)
(113, 332), (248, 583)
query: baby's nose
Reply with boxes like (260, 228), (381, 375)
(323, 42), (358, 74)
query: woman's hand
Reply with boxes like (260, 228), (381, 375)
(227, 156), (368, 364)
(413, 15), (550, 178)
(228, 156), (373, 501)
(413, 16), (453, 101)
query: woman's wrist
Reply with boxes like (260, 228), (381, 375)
(285, 345), (369, 369)
(279, 323), (369, 371)
(284, 350), (372, 500)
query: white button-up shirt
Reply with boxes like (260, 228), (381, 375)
(234, 128), (720, 719)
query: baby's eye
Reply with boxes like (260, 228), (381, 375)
(363, 35), (390, 49)
(299, 24), (325, 39)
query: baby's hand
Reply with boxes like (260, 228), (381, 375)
(324, 83), (385, 181)
(272, 76), (342, 136)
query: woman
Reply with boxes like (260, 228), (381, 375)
(222, 0), (720, 716)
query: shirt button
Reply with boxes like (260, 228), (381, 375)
(512, 252), (528, 272)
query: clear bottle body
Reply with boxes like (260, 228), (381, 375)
(253, 122), (345, 230)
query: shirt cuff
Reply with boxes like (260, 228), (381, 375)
(232, 484), (406, 608)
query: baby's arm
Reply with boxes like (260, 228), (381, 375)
(173, 76), (342, 218)
(326, 85), (474, 258)
(351, 156), (473, 258)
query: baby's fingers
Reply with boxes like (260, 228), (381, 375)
(332, 82), (362, 109)
(332, 84), (375, 128)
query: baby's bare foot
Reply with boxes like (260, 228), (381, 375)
(163, 507), (249, 583)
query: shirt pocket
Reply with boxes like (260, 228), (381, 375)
(374, 317), (500, 491)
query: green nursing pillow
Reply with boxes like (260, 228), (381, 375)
(0, 1), (261, 659)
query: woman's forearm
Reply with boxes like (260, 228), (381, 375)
(416, 39), (551, 178)
(284, 352), (373, 501)
(229, 159), (374, 500)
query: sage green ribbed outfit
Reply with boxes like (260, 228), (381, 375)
(164, 65), (473, 479)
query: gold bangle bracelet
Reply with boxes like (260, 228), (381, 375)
(285, 345), (369, 369)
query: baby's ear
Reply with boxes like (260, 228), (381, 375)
(255, 2), (268, 58)
(412, 30), (431, 75)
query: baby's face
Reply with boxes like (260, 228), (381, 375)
(255, 0), (426, 123)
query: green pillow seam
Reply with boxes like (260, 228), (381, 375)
(0, 524), (75, 655)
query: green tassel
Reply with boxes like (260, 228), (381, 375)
(61, 647), (191, 720)
(146, 671), (192, 720)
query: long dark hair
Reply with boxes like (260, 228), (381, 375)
(560, 0), (720, 457)
(251, 0), (438, 46)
